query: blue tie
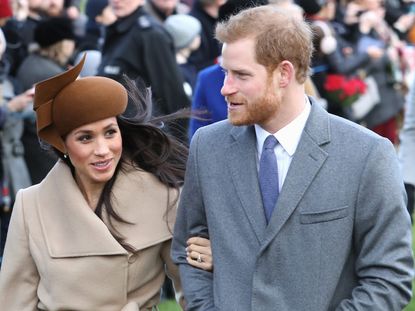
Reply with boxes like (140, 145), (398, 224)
(259, 135), (279, 224)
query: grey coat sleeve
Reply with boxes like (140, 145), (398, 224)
(336, 137), (414, 310)
(171, 131), (216, 311)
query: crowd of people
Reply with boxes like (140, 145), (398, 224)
(0, 0), (414, 310)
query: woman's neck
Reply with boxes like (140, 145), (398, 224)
(75, 175), (104, 211)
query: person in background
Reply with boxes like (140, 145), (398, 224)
(47, 0), (87, 40)
(78, 0), (115, 53)
(16, 16), (76, 185)
(0, 55), (212, 310)
(172, 5), (413, 310)
(145, 0), (189, 22)
(75, 0), (116, 77)
(188, 63), (226, 139)
(399, 75), (415, 222)
(0, 25), (32, 267)
(98, 0), (190, 142)
(187, 0), (227, 72)
(165, 14), (201, 99)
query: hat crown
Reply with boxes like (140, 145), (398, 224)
(34, 54), (128, 153)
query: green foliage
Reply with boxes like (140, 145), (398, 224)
(158, 300), (182, 311)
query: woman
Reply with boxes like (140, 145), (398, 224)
(0, 55), (211, 310)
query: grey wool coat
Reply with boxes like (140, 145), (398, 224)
(172, 99), (414, 311)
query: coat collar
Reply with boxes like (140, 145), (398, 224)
(37, 161), (175, 258)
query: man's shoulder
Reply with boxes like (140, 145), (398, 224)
(192, 120), (250, 148)
(196, 119), (232, 137)
(326, 112), (393, 155)
(329, 113), (382, 141)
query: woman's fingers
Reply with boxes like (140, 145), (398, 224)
(187, 236), (211, 247)
(186, 236), (213, 271)
(186, 252), (213, 271)
(186, 243), (212, 256)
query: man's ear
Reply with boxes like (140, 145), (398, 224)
(274, 60), (294, 88)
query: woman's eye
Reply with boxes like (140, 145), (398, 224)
(78, 135), (91, 142)
(106, 129), (117, 136)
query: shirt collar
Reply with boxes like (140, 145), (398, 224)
(255, 96), (311, 156)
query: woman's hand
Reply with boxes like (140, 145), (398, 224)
(186, 236), (213, 271)
(7, 89), (34, 113)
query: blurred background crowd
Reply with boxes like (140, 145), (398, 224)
(0, 0), (415, 306)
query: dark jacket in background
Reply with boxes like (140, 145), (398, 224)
(188, 0), (221, 72)
(98, 6), (189, 118)
(16, 53), (60, 184)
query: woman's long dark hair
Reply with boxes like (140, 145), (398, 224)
(56, 77), (189, 252)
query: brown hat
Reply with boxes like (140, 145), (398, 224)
(33, 54), (128, 153)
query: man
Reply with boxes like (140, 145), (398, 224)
(172, 5), (414, 310)
(97, 0), (190, 139)
(144, 0), (189, 22)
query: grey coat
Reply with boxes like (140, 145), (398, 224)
(1, 79), (31, 198)
(172, 100), (413, 311)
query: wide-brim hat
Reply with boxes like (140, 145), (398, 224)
(33, 54), (128, 153)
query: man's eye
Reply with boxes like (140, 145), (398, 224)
(236, 73), (248, 80)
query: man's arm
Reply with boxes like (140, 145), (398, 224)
(172, 130), (216, 311)
(336, 137), (414, 310)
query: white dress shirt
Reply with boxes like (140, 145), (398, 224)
(255, 97), (311, 192)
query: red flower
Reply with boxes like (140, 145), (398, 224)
(323, 74), (367, 107)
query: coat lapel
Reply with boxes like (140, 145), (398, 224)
(260, 102), (331, 252)
(36, 162), (174, 258)
(226, 125), (267, 243)
(37, 161), (127, 258)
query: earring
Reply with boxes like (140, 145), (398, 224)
(64, 154), (68, 159)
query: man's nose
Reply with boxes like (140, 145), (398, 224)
(221, 75), (237, 97)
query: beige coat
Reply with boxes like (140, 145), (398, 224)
(0, 161), (183, 311)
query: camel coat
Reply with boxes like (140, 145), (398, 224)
(0, 161), (183, 311)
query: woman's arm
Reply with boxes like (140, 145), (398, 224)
(0, 190), (39, 310)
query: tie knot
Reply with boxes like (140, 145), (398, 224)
(263, 135), (278, 150)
